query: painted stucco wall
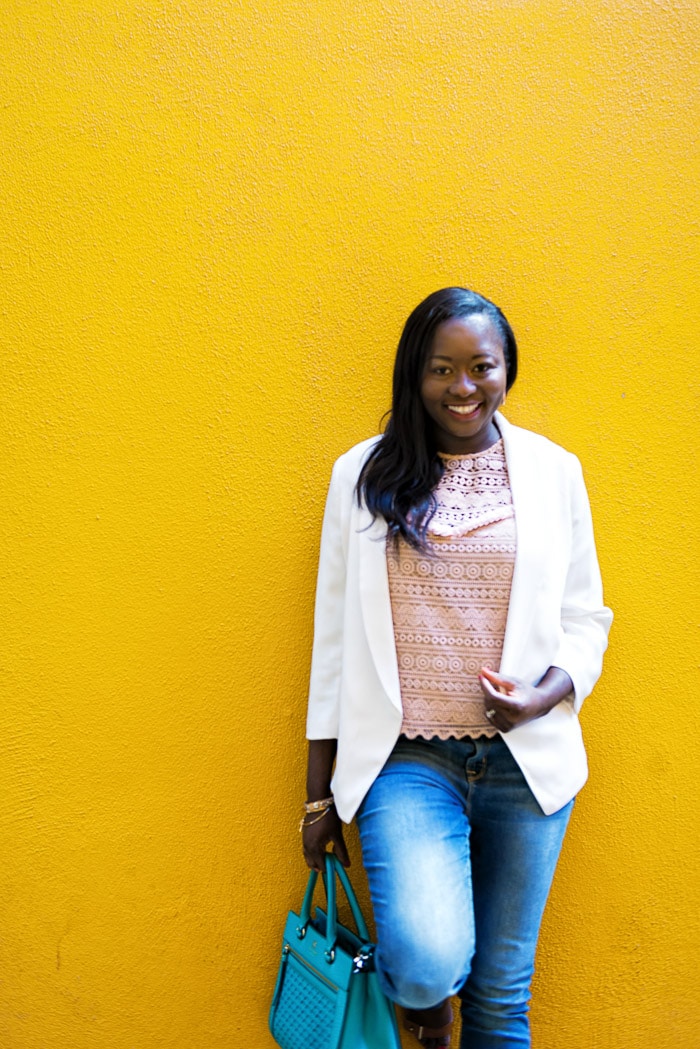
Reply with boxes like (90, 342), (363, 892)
(1, 2), (698, 1047)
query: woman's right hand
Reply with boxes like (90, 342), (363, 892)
(302, 807), (350, 871)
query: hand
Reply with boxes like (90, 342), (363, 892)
(302, 807), (350, 872)
(478, 667), (555, 733)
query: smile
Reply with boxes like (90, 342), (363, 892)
(446, 403), (481, 416)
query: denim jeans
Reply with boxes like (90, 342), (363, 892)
(355, 734), (573, 1049)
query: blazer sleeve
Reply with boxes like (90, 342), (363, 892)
(305, 458), (348, 739)
(553, 455), (613, 711)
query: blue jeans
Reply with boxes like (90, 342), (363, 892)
(355, 735), (573, 1049)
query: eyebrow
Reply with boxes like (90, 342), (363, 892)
(428, 352), (495, 361)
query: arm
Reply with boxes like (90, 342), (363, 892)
(480, 454), (612, 729)
(305, 459), (348, 739)
(551, 456), (613, 710)
(303, 458), (353, 869)
(301, 739), (350, 872)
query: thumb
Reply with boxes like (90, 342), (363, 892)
(332, 834), (351, 868)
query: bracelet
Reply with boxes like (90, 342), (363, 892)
(304, 795), (334, 814)
(299, 808), (331, 833)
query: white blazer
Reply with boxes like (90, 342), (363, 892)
(306, 413), (612, 820)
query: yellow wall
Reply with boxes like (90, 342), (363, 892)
(1, 2), (698, 1046)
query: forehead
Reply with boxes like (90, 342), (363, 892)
(429, 314), (505, 359)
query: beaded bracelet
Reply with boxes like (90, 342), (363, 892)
(303, 795), (334, 814)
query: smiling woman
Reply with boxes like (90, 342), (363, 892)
(358, 288), (519, 551)
(420, 314), (508, 455)
(301, 288), (612, 1049)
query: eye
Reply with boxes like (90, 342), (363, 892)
(473, 362), (494, 373)
(431, 365), (451, 376)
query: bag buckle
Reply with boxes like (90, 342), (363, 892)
(352, 944), (375, 973)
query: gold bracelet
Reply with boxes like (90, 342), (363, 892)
(299, 808), (332, 833)
(304, 795), (334, 814)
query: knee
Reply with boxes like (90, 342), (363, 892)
(376, 940), (473, 1010)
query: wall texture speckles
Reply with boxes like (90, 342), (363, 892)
(1, 2), (698, 1046)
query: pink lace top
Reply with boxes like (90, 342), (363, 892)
(386, 439), (516, 739)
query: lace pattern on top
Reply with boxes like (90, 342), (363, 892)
(429, 439), (513, 537)
(387, 440), (516, 740)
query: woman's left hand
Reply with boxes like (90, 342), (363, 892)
(478, 666), (573, 732)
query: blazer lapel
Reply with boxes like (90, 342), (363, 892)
(498, 414), (549, 675)
(357, 509), (403, 713)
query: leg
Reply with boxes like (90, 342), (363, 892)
(356, 754), (475, 1014)
(459, 738), (573, 1049)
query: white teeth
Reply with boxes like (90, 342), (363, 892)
(448, 403), (480, 415)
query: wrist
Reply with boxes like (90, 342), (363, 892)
(533, 689), (558, 718)
(536, 668), (573, 704)
(303, 795), (334, 813)
(299, 794), (335, 833)
(299, 806), (334, 833)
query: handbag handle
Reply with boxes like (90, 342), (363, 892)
(296, 854), (371, 962)
(329, 854), (371, 941)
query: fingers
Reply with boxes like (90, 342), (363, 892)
(304, 843), (350, 871)
(302, 814), (350, 871)
(479, 668), (521, 732)
(479, 666), (516, 695)
(480, 672), (547, 733)
(484, 706), (510, 733)
(332, 833), (351, 868)
(304, 850), (326, 872)
(303, 836), (330, 871)
(302, 827), (330, 871)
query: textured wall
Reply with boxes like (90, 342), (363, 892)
(1, 2), (698, 1047)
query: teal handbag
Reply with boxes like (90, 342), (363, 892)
(269, 853), (401, 1049)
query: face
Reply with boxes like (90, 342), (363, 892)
(420, 314), (507, 454)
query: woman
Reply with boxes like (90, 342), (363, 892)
(301, 288), (612, 1049)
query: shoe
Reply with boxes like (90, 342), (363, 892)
(404, 1002), (453, 1048)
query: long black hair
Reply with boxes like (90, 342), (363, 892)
(356, 287), (518, 549)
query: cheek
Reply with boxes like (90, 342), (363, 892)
(488, 372), (507, 396)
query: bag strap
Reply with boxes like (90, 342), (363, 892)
(295, 855), (372, 959)
(327, 854), (371, 942)
(297, 867), (321, 928)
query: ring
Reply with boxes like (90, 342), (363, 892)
(485, 708), (496, 720)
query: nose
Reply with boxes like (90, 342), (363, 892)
(449, 371), (476, 396)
